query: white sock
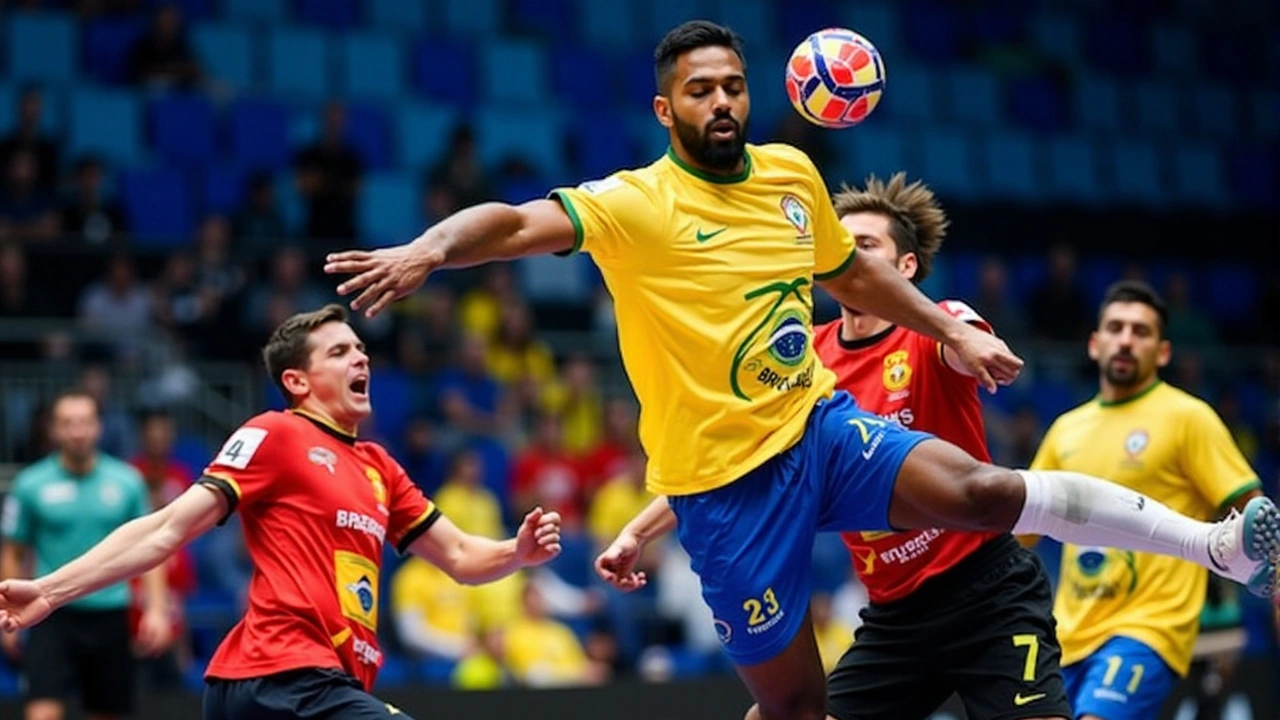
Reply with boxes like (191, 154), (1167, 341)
(1012, 469), (1221, 572)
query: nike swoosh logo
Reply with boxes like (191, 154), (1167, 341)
(1013, 693), (1046, 706)
(696, 227), (727, 243)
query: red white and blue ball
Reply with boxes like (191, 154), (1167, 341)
(785, 28), (886, 129)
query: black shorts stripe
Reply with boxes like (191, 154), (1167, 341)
(197, 475), (239, 525)
(396, 507), (442, 556)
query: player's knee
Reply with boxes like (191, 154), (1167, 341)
(960, 465), (1024, 530)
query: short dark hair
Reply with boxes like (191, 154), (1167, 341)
(1100, 280), (1168, 335)
(653, 21), (746, 95)
(262, 304), (348, 405)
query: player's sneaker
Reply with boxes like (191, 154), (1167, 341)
(1207, 496), (1280, 598)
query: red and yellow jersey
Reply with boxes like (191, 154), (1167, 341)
(198, 409), (437, 690)
(813, 300), (1001, 604)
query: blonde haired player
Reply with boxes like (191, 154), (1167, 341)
(326, 21), (1280, 720)
(1030, 281), (1265, 720)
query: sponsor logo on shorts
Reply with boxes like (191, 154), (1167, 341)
(713, 619), (732, 645)
(1013, 692), (1046, 706)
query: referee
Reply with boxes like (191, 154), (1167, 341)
(1, 390), (171, 720)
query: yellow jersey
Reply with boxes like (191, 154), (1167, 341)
(1031, 381), (1259, 676)
(551, 145), (856, 495)
(503, 616), (590, 686)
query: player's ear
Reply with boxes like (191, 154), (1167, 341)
(1086, 332), (1101, 361)
(1155, 338), (1172, 368)
(898, 252), (918, 281)
(653, 94), (674, 129)
(280, 368), (308, 400)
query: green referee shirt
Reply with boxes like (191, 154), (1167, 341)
(1, 454), (150, 610)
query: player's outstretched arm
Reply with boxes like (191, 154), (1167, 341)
(325, 199), (577, 317)
(0, 485), (226, 632)
(408, 507), (562, 586)
(594, 496), (676, 592)
(818, 250), (1023, 392)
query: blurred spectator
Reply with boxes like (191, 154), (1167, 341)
(202, 514), (252, 611)
(512, 413), (586, 528)
(972, 256), (1027, 346)
(15, 401), (54, 464)
(77, 253), (152, 362)
(242, 245), (328, 337)
(153, 250), (221, 352)
(1217, 390), (1259, 464)
(488, 302), (557, 410)
(1164, 272), (1219, 351)
(540, 354), (604, 456)
(0, 241), (49, 319)
(233, 172), (288, 252)
(579, 398), (640, 491)
(500, 583), (608, 687)
(586, 451), (651, 549)
(433, 450), (505, 539)
(1172, 350), (1215, 405)
(391, 556), (485, 664)
(129, 410), (193, 503)
(811, 592), (855, 675)
(398, 417), (447, 493)
(0, 149), (59, 243)
(295, 102), (362, 248)
(459, 264), (518, 342)
(1027, 244), (1090, 342)
(129, 3), (201, 88)
(61, 156), (127, 245)
(0, 85), (58, 193)
(435, 333), (512, 442)
(79, 364), (137, 459)
(394, 285), (458, 377)
(429, 125), (493, 213)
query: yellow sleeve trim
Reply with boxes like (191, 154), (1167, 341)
(814, 246), (857, 281)
(330, 627), (352, 648)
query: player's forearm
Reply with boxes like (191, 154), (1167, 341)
(142, 564), (170, 615)
(410, 202), (530, 270)
(447, 535), (523, 586)
(623, 496), (676, 545)
(820, 251), (967, 346)
(37, 510), (185, 610)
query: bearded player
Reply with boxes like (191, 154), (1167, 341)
(0, 305), (564, 719)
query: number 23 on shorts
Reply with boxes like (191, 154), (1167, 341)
(744, 587), (782, 627)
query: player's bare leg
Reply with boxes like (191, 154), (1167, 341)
(733, 606), (838, 720)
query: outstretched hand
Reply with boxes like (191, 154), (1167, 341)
(515, 507), (563, 567)
(325, 243), (444, 318)
(0, 579), (54, 634)
(594, 532), (648, 592)
(951, 325), (1023, 393)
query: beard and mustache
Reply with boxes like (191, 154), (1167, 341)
(1103, 351), (1148, 387)
(671, 107), (749, 171)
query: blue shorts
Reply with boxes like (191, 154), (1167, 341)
(669, 391), (932, 665)
(1062, 637), (1179, 720)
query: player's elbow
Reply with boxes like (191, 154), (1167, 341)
(959, 465), (1026, 531)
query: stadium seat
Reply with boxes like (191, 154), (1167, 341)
(119, 168), (193, 243)
(622, 48), (660, 109)
(967, 1), (1029, 48)
(144, 0), (215, 21)
(338, 34), (406, 101)
(1007, 74), (1068, 132)
(918, 128), (978, 200)
(297, 0), (361, 30)
(480, 40), (549, 105)
(344, 102), (393, 171)
(228, 99), (293, 171)
(476, 106), (565, 181)
(705, 0), (772, 51)
(901, 0), (962, 64)
(511, 0), (575, 43)
(1133, 80), (1179, 137)
(983, 130), (1039, 202)
(397, 101), (458, 172)
(224, 0), (287, 24)
(1074, 75), (1122, 134)
(1226, 147), (1275, 208)
(1254, 90), (1278, 139)
(881, 64), (937, 124)
(1030, 10), (1080, 66)
(191, 23), (256, 92)
(1110, 139), (1163, 207)
(1087, 16), (1147, 76)
(357, 172), (420, 246)
(551, 46), (614, 110)
(645, 0), (711, 49)
(1046, 135), (1103, 204)
(0, 83), (62, 136)
(83, 14), (149, 85)
(1079, 257), (1125, 306)
(569, 111), (636, 177)
(846, 124), (908, 182)
(369, 367), (414, 443)
(149, 93), (216, 168)
(1189, 85), (1239, 138)
(1149, 22), (1196, 75)
(1207, 265), (1257, 318)
(200, 164), (245, 216)
(1171, 144), (1226, 208)
(942, 66), (1001, 127)
(629, 110), (669, 162)
(520, 253), (594, 304)
(443, 0), (501, 37)
(413, 38), (476, 106)
(6, 12), (77, 84)
(368, 0), (428, 35)
(68, 88), (144, 167)
(266, 27), (331, 100)
(576, 0), (637, 50)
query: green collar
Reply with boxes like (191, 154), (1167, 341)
(1097, 379), (1163, 407)
(665, 146), (752, 184)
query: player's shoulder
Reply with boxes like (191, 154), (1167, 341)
(1153, 382), (1221, 423)
(355, 438), (397, 468)
(12, 456), (58, 490)
(750, 142), (816, 170)
(239, 409), (298, 434)
(1046, 398), (1102, 431)
(813, 318), (841, 346)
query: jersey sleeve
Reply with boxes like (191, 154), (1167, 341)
(805, 158), (856, 281)
(381, 452), (441, 556)
(1178, 401), (1260, 512)
(0, 476), (35, 545)
(1029, 421), (1062, 472)
(199, 414), (288, 523)
(548, 173), (659, 265)
(933, 300), (995, 371)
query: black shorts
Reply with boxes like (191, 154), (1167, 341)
(827, 535), (1071, 720)
(24, 607), (135, 714)
(203, 668), (416, 720)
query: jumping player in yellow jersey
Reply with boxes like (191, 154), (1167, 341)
(326, 21), (1280, 720)
(1028, 281), (1265, 720)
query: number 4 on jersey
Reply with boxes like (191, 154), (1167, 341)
(214, 427), (269, 470)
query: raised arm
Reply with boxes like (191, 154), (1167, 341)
(0, 485), (226, 632)
(406, 506), (562, 586)
(325, 199), (577, 317)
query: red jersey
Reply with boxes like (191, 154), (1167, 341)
(813, 300), (1002, 605)
(512, 448), (585, 524)
(199, 409), (437, 690)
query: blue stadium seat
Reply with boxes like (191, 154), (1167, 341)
(882, 64), (937, 124)
(444, 0), (500, 37)
(1110, 139), (1163, 207)
(368, 0), (428, 35)
(297, 0), (360, 30)
(369, 367), (414, 444)
(149, 92), (216, 167)
(551, 46), (614, 110)
(846, 124), (907, 181)
(1254, 90), (1278, 139)
(397, 102), (458, 172)
(512, 0), (575, 43)
(7, 12), (77, 84)
(570, 111), (635, 176)
(345, 103), (393, 170)
(224, 0), (287, 24)
(191, 23), (256, 92)
(1149, 22), (1195, 75)
(705, 0), (771, 52)
(520, 253), (594, 304)
(918, 128), (978, 200)
(83, 14), (149, 85)
(1031, 10), (1079, 65)
(413, 39), (476, 106)
(68, 88), (143, 167)
(481, 40), (549, 104)
(576, 0), (637, 49)
(266, 27), (330, 100)
(1227, 146), (1276, 208)
(476, 107), (565, 181)
(200, 164), (245, 215)
(967, 1), (1029, 48)
(120, 168), (193, 243)
(629, 110), (669, 163)
(645, 0), (710, 49)
(778, 0), (840, 49)
(338, 34), (405, 100)
(144, 0), (215, 21)
(358, 172), (420, 245)
(1171, 144), (1225, 208)
(983, 130), (1038, 201)
(623, 48), (659, 109)
(1046, 135), (1102, 204)
(1087, 16), (1147, 76)
(1206, 265), (1257, 318)
(1133, 80), (1179, 137)
(1074, 75), (1122, 134)
(1007, 74), (1068, 132)
(228, 99), (293, 171)
(1189, 86), (1237, 138)
(901, 0), (962, 63)
(0, 84), (62, 136)
(942, 66), (1001, 127)
(1079, 257), (1125, 307)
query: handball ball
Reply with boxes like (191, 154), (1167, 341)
(785, 28), (886, 129)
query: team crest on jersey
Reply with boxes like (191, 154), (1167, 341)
(779, 195), (812, 240)
(309, 446), (337, 474)
(882, 351), (913, 392)
(1124, 430), (1149, 458)
(335, 550), (379, 631)
(365, 467), (388, 506)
